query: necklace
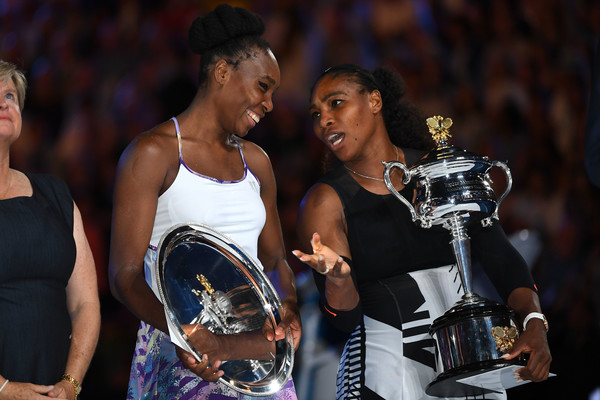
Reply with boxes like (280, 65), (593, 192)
(0, 171), (12, 200)
(344, 146), (399, 182)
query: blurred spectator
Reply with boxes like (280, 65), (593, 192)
(585, 38), (600, 187)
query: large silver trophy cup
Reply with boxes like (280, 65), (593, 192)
(155, 223), (294, 396)
(383, 116), (524, 397)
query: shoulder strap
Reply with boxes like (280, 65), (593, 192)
(228, 135), (249, 170)
(27, 173), (74, 231)
(317, 163), (360, 211)
(171, 117), (184, 164)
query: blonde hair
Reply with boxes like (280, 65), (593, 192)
(0, 60), (27, 110)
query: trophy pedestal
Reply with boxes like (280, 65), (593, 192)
(426, 360), (525, 397)
(427, 293), (524, 397)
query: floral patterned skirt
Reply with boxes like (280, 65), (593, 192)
(127, 321), (297, 400)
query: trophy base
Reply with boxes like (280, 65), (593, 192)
(426, 359), (526, 397)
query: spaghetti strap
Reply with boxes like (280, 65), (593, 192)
(170, 117), (184, 164)
(228, 135), (248, 170)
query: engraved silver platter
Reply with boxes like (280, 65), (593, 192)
(155, 223), (294, 396)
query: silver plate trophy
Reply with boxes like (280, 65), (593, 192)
(155, 223), (294, 396)
(383, 116), (525, 397)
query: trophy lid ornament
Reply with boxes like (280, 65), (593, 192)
(426, 115), (453, 147)
(415, 115), (486, 169)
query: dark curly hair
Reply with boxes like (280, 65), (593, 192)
(311, 64), (434, 151)
(188, 4), (271, 86)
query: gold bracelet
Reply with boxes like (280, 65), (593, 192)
(61, 373), (81, 398)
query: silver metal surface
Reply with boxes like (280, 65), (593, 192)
(430, 296), (518, 374)
(155, 223), (294, 396)
(383, 150), (512, 230)
(383, 117), (523, 396)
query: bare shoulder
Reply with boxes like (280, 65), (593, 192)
(236, 138), (273, 181)
(118, 121), (178, 170)
(297, 181), (346, 252)
(238, 139), (270, 166)
(299, 182), (342, 216)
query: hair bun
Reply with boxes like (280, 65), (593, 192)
(188, 4), (265, 54)
(373, 67), (406, 98)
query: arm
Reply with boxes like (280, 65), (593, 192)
(48, 203), (101, 400)
(108, 134), (222, 381)
(471, 221), (551, 381)
(504, 288), (552, 382)
(294, 183), (360, 314)
(108, 134), (171, 333)
(247, 144), (302, 349)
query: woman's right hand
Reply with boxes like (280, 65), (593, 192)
(292, 232), (351, 279)
(182, 321), (278, 363)
(0, 381), (56, 399)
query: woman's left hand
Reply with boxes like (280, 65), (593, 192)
(502, 320), (552, 382)
(292, 233), (350, 279)
(263, 296), (302, 351)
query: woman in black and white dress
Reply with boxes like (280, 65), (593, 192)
(293, 64), (551, 399)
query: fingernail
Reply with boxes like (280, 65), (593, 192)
(318, 254), (324, 261)
(501, 353), (510, 359)
(337, 256), (343, 263)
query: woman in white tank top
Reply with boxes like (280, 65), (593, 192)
(108, 4), (301, 399)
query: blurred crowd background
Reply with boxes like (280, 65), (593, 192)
(2, 0), (600, 398)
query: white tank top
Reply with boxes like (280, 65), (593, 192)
(144, 117), (267, 299)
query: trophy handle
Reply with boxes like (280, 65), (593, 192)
(382, 161), (430, 227)
(481, 160), (513, 227)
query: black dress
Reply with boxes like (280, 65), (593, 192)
(0, 173), (76, 384)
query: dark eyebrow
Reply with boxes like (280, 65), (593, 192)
(309, 90), (347, 110)
(261, 74), (277, 86)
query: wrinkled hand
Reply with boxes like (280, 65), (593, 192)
(263, 296), (302, 351)
(176, 346), (224, 382)
(292, 232), (350, 279)
(0, 381), (55, 399)
(503, 322), (552, 382)
(47, 380), (73, 399)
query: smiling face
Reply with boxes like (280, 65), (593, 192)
(217, 48), (280, 137)
(309, 73), (383, 162)
(0, 78), (22, 144)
